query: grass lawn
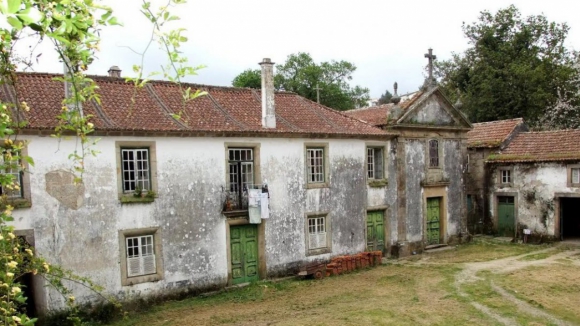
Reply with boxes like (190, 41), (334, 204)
(103, 239), (580, 326)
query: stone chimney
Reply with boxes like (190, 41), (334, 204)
(63, 59), (82, 113)
(108, 65), (122, 78)
(259, 58), (276, 129)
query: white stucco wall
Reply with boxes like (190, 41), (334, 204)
(490, 162), (580, 235)
(11, 135), (383, 309)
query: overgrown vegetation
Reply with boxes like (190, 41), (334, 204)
(0, 0), (204, 324)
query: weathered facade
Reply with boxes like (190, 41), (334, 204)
(346, 81), (472, 255)
(486, 130), (580, 240)
(1, 56), (470, 313)
(465, 118), (527, 233)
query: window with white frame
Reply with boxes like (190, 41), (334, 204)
(125, 235), (156, 277)
(429, 139), (440, 168)
(121, 148), (150, 193)
(308, 216), (327, 250)
(501, 169), (511, 184)
(307, 148), (325, 183)
(119, 227), (163, 286)
(367, 147), (384, 179)
(0, 151), (22, 198)
(572, 168), (580, 184)
(228, 148), (254, 209)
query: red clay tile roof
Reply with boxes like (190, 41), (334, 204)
(0, 72), (390, 138)
(488, 129), (580, 163)
(467, 118), (524, 148)
(344, 103), (392, 126)
(344, 92), (422, 126)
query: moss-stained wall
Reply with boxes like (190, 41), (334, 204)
(489, 162), (580, 237)
(12, 136), (380, 310)
(405, 139), (426, 242)
(444, 140), (465, 237)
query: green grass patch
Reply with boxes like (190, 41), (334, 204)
(518, 252), (551, 261)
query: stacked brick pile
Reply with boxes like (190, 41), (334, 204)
(325, 251), (382, 277)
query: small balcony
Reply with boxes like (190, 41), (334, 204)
(222, 188), (249, 218)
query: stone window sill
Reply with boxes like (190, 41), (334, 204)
(222, 210), (249, 218)
(120, 196), (155, 204)
(306, 182), (330, 189)
(368, 179), (388, 188)
(306, 247), (331, 256)
(122, 273), (162, 286)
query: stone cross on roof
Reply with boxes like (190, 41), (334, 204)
(314, 83), (321, 103)
(423, 48), (438, 90)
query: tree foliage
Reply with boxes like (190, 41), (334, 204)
(232, 69), (261, 89)
(377, 90), (392, 105)
(231, 53), (370, 111)
(0, 0), (203, 324)
(436, 5), (580, 128)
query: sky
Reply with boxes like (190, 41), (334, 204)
(14, 0), (580, 98)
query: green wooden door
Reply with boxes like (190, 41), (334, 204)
(498, 196), (515, 237)
(230, 225), (259, 285)
(426, 197), (441, 245)
(366, 211), (385, 252)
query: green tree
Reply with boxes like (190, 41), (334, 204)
(232, 53), (370, 111)
(377, 90), (392, 105)
(232, 69), (261, 89)
(436, 5), (580, 127)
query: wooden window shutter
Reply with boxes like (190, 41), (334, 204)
(127, 257), (142, 277)
(142, 254), (156, 275)
(317, 232), (327, 249)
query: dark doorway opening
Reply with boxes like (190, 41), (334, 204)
(16, 236), (36, 318)
(561, 197), (580, 240)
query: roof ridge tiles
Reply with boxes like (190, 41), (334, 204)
(472, 118), (523, 126)
(518, 129), (580, 135)
(14, 71), (300, 95)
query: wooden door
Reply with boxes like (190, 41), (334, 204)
(426, 197), (441, 245)
(230, 225), (259, 285)
(497, 196), (515, 237)
(366, 211), (385, 252)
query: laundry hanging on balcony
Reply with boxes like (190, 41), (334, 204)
(248, 189), (261, 224)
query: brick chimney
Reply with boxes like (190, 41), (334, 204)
(108, 65), (122, 78)
(259, 58), (276, 129)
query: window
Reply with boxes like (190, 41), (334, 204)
(429, 139), (439, 168)
(501, 170), (511, 184)
(307, 148), (325, 183)
(126, 235), (156, 277)
(0, 144), (31, 207)
(116, 141), (158, 201)
(121, 148), (150, 193)
(308, 216), (326, 249)
(466, 154), (470, 173)
(228, 148), (254, 209)
(0, 151), (22, 198)
(119, 227), (163, 286)
(367, 147), (384, 179)
(568, 165), (580, 187)
(305, 214), (331, 255)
